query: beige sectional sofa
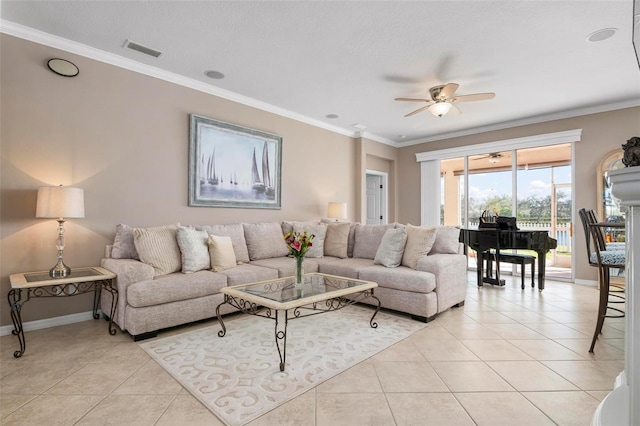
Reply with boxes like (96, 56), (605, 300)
(100, 221), (467, 340)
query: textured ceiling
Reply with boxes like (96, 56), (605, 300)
(2, 1), (639, 146)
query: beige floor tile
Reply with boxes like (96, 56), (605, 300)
(555, 338), (625, 360)
(248, 389), (315, 426)
(156, 394), (225, 426)
(542, 360), (623, 390)
(483, 323), (547, 339)
(371, 338), (426, 362)
(542, 310), (600, 323)
(101, 341), (152, 363)
(408, 322), (456, 340)
(523, 391), (601, 426)
(500, 310), (558, 323)
(0, 362), (84, 394)
(386, 393), (475, 426)
(522, 322), (591, 339)
(463, 311), (518, 324)
(455, 392), (555, 425)
(374, 361), (448, 392)
(0, 394), (37, 418)
(430, 361), (514, 392)
(1, 394), (103, 426)
(414, 338), (480, 361)
(439, 322), (502, 340)
(461, 339), (533, 361)
(508, 339), (587, 360)
(487, 360), (579, 391)
(317, 360), (382, 393)
(45, 361), (144, 395)
(75, 394), (175, 425)
(112, 360), (182, 395)
(586, 390), (611, 402)
(316, 393), (394, 426)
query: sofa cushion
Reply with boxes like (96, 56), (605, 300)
(176, 226), (210, 273)
(374, 227), (407, 268)
(430, 226), (461, 254)
(127, 270), (227, 308)
(197, 224), (250, 263)
(323, 222), (350, 258)
(316, 257), (375, 278)
(402, 224), (437, 270)
(111, 224), (140, 260)
(292, 222), (327, 258)
(133, 224), (182, 276)
(250, 257), (319, 278)
(281, 221), (320, 237)
(208, 235), (237, 271)
(243, 222), (289, 260)
(359, 265), (436, 294)
(352, 223), (395, 259)
(216, 263), (279, 286)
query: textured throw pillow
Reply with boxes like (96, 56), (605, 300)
(176, 226), (210, 273)
(111, 224), (139, 260)
(198, 224), (250, 263)
(352, 223), (395, 259)
(374, 227), (407, 268)
(430, 226), (461, 254)
(324, 222), (350, 258)
(292, 223), (327, 258)
(402, 224), (438, 269)
(133, 224), (181, 276)
(243, 222), (289, 260)
(208, 235), (237, 272)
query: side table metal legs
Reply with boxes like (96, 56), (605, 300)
(8, 289), (26, 358)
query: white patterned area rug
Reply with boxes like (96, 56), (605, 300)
(139, 305), (426, 426)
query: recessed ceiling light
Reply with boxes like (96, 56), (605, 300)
(586, 28), (618, 42)
(205, 70), (225, 79)
(399, 135), (406, 139)
(326, 114), (339, 119)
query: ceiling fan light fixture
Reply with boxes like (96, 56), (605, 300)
(488, 154), (502, 163)
(429, 102), (452, 117)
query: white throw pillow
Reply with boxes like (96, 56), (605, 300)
(324, 222), (350, 258)
(292, 223), (327, 258)
(243, 222), (289, 260)
(374, 227), (407, 268)
(133, 224), (181, 276)
(111, 224), (139, 260)
(430, 226), (461, 254)
(176, 226), (210, 274)
(208, 235), (237, 272)
(401, 224), (437, 270)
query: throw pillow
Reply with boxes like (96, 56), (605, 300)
(243, 222), (289, 260)
(176, 226), (210, 273)
(402, 224), (438, 269)
(374, 227), (407, 267)
(430, 226), (461, 254)
(208, 235), (237, 272)
(324, 222), (350, 258)
(133, 224), (181, 276)
(352, 223), (395, 259)
(111, 224), (139, 260)
(197, 223), (250, 263)
(292, 223), (327, 258)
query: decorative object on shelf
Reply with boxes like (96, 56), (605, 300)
(188, 114), (282, 209)
(284, 231), (315, 287)
(327, 201), (347, 221)
(46, 58), (79, 77)
(36, 185), (85, 277)
(622, 136), (640, 167)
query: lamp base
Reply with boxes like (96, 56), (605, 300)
(50, 263), (71, 278)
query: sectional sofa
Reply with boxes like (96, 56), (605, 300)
(100, 221), (468, 340)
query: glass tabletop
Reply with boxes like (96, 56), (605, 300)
(24, 267), (104, 283)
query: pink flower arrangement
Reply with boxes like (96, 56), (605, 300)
(284, 231), (315, 259)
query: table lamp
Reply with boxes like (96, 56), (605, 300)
(36, 185), (85, 277)
(327, 202), (347, 221)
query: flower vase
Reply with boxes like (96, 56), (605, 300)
(295, 256), (304, 287)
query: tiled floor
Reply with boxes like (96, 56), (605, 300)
(0, 273), (625, 425)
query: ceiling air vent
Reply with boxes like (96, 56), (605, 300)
(123, 39), (163, 58)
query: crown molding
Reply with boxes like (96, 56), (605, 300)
(0, 20), (360, 140)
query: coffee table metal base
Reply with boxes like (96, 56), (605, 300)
(216, 290), (381, 371)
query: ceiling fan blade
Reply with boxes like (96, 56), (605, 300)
(451, 92), (496, 103)
(404, 104), (432, 117)
(395, 97), (429, 102)
(448, 103), (461, 116)
(438, 83), (459, 100)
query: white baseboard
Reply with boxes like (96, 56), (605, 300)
(0, 310), (98, 336)
(574, 279), (598, 287)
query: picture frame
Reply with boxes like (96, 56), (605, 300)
(189, 114), (282, 209)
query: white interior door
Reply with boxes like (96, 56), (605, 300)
(366, 174), (382, 224)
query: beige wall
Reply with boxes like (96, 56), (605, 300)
(0, 34), (377, 326)
(397, 107), (640, 281)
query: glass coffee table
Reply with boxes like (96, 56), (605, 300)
(216, 273), (380, 371)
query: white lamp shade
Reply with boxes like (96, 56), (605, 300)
(327, 202), (347, 220)
(36, 186), (85, 219)
(429, 102), (452, 117)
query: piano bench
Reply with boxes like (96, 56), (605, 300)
(485, 252), (536, 290)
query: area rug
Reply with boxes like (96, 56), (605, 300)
(139, 305), (426, 426)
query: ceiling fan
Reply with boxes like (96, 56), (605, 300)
(395, 83), (495, 118)
(472, 152), (504, 163)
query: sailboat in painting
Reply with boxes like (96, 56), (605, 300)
(200, 154), (206, 185)
(207, 149), (219, 185)
(251, 147), (264, 192)
(262, 141), (275, 198)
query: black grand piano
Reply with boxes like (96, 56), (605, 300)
(459, 229), (557, 291)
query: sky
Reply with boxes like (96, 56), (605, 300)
(467, 165), (571, 201)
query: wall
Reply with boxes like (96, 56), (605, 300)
(397, 107), (640, 282)
(355, 137), (398, 223)
(0, 34), (368, 326)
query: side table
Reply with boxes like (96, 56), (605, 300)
(8, 266), (118, 358)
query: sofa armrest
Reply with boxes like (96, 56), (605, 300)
(100, 258), (155, 332)
(416, 253), (468, 313)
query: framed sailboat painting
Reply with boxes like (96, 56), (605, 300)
(188, 114), (282, 209)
